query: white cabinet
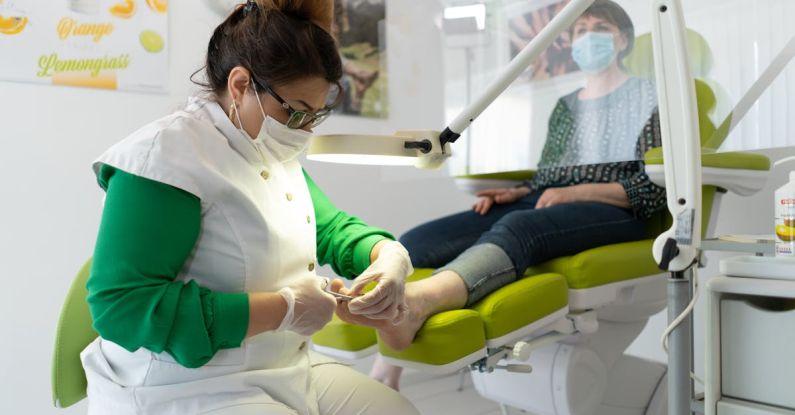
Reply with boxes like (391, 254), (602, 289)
(717, 399), (795, 415)
(721, 297), (795, 409)
(706, 256), (795, 415)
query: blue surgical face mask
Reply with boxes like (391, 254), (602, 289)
(571, 32), (617, 73)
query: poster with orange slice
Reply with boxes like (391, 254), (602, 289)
(0, 0), (168, 93)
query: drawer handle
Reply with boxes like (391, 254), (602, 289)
(744, 297), (795, 312)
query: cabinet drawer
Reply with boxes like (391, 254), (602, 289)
(717, 398), (795, 415)
(721, 296), (795, 410)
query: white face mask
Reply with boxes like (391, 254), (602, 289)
(233, 87), (311, 163)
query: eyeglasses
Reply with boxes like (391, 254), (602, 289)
(252, 78), (343, 130)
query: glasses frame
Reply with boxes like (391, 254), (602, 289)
(252, 78), (343, 130)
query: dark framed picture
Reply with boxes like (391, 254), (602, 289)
(508, 0), (579, 82)
(333, 0), (388, 118)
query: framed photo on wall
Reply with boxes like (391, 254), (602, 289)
(506, 0), (579, 82)
(333, 0), (388, 118)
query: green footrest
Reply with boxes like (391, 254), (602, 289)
(311, 269), (437, 358)
(313, 271), (569, 371)
(379, 309), (486, 371)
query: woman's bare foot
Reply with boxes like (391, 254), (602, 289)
(353, 69), (379, 91)
(335, 288), (427, 351)
(369, 354), (403, 391)
(334, 272), (468, 351)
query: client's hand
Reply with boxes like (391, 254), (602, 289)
(535, 186), (580, 209)
(473, 187), (530, 215)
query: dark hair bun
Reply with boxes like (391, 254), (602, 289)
(194, 0), (342, 95)
(256, 0), (334, 33)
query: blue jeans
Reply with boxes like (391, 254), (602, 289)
(399, 190), (648, 305)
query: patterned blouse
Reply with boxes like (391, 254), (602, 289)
(523, 78), (667, 219)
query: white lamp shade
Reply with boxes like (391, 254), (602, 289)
(308, 133), (422, 166)
(307, 130), (452, 169)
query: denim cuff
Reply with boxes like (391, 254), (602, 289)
(435, 243), (517, 306)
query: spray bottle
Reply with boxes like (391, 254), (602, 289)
(774, 156), (795, 256)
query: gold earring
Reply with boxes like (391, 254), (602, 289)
(229, 101), (237, 125)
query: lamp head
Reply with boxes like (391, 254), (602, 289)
(307, 130), (452, 170)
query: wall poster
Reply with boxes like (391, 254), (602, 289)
(0, 0), (169, 93)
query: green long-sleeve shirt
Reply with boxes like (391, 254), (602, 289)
(87, 165), (393, 368)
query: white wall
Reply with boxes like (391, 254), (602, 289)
(1, 3), (216, 413)
(1, 0), (793, 413)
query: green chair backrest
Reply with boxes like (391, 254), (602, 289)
(623, 30), (719, 147)
(623, 30), (714, 81)
(623, 29), (722, 237)
(51, 259), (97, 408)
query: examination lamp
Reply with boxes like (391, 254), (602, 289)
(306, 0), (597, 169)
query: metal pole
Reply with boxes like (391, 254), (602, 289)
(668, 269), (693, 415)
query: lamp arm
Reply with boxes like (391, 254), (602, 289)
(439, 0), (596, 147)
(650, 0), (702, 271)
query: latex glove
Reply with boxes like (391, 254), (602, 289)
(348, 241), (414, 324)
(276, 276), (337, 336)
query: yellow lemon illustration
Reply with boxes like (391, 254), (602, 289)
(140, 30), (164, 53)
(146, 0), (167, 13)
(0, 15), (28, 35)
(109, 0), (136, 19)
(776, 224), (795, 242)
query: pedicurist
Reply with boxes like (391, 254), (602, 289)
(80, 1), (417, 414)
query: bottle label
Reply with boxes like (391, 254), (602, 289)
(775, 196), (795, 256)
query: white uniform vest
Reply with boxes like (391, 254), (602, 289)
(81, 96), (329, 415)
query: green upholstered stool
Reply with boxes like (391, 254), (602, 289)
(311, 314), (380, 360)
(52, 259), (98, 408)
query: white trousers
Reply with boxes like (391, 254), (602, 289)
(199, 363), (420, 415)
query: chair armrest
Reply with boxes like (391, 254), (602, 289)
(644, 148), (771, 196)
(644, 147), (770, 170)
(454, 170), (537, 196)
(455, 170), (537, 181)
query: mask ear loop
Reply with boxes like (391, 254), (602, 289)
(252, 83), (270, 124)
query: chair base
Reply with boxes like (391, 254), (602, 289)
(569, 273), (667, 312)
(486, 306), (569, 349)
(472, 332), (667, 415)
